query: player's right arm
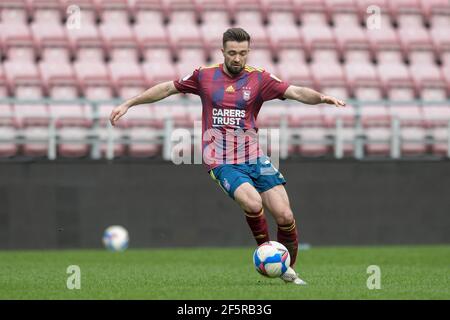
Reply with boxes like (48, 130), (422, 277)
(109, 81), (180, 126)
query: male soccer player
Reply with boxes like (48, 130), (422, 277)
(110, 28), (345, 285)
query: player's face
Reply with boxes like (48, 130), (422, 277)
(222, 41), (250, 75)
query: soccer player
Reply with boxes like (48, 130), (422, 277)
(110, 28), (346, 285)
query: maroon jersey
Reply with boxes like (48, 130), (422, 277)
(173, 63), (290, 170)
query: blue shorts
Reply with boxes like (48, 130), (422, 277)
(209, 156), (286, 199)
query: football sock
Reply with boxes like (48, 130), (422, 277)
(277, 220), (298, 267)
(245, 208), (270, 245)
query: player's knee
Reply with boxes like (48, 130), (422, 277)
(240, 195), (263, 214)
(275, 208), (294, 226)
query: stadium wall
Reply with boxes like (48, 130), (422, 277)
(0, 160), (449, 249)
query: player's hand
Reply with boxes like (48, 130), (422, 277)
(110, 103), (130, 126)
(321, 95), (346, 108)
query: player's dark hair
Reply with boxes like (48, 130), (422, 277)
(222, 28), (251, 48)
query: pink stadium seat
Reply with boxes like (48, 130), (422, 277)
(73, 61), (113, 99)
(0, 126), (18, 157)
(430, 127), (449, 156)
(142, 61), (178, 85)
(48, 104), (92, 128)
(97, 126), (126, 158)
(134, 22), (170, 52)
(409, 63), (447, 100)
(3, 61), (42, 97)
(200, 23), (230, 53)
(344, 62), (380, 97)
(38, 61), (78, 98)
(0, 66), (10, 98)
(167, 21), (203, 49)
(246, 49), (275, 72)
(310, 62), (345, 89)
(266, 23), (303, 51)
(277, 58), (313, 87)
(58, 127), (90, 157)
(364, 127), (391, 156)
(295, 0), (330, 25)
(366, 26), (402, 63)
(121, 105), (154, 127)
(165, 0), (201, 25)
(389, 0), (424, 28)
(298, 127), (330, 156)
(389, 105), (425, 127)
(300, 25), (337, 61)
(377, 63), (414, 97)
(421, 0), (450, 28)
(0, 0), (31, 25)
(265, 1), (297, 26)
(360, 105), (391, 127)
(134, 0), (167, 25)
(430, 27), (450, 60)
(333, 25), (370, 62)
(442, 65), (450, 95)
(97, 0), (132, 25)
(30, 0), (64, 24)
(287, 105), (325, 127)
(30, 22), (69, 57)
(400, 127), (428, 155)
(0, 23), (35, 61)
(422, 106), (450, 128)
(66, 24), (102, 59)
(326, 0), (360, 27)
(256, 104), (288, 128)
(397, 26), (435, 62)
(234, 23), (270, 49)
(197, 0), (231, 26)
(335, 127), (357, 156)
(108, 61), (146, 96)
(323, 104), (355, 128)
(177, 48), (208, 68)
(0, 104), (16, 127)
(170, 104), (192, 127)
(128, 127), (161, 157)
(98, 104), (123, 127)
(13, 104), (50, 127)
(99, 22), (137, 62)
(22, 126), (49, 157)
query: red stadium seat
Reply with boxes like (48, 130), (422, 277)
(66, 24), (104, 62)
(177, 48), (209, 68)
(134, 22), (171, 54)
(96, 126), (127, 158)
(430, 27), (450, 61)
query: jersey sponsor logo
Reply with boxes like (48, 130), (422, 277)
(212, 108), (246, 127)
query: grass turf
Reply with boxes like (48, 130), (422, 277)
(0, 245), (449, 299)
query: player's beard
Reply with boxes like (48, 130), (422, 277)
(226, 61), (244, 75)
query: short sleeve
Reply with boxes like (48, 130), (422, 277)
(260, 71), (290, 102)
(173, 68), (201, 95)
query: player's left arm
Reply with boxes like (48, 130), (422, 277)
(283, 85), (346, 107)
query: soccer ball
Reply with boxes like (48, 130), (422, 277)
(102, 225), (129, 251)
(253, 241), (290, 278)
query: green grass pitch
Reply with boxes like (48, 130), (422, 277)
(0, 245), (449, 299)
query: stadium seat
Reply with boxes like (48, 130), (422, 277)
(234, 23), (270, 49)
(121, 104), (154, 127)
(22, 126), (49, 157)
(165, 0), (201, 25)
(345, 62), (380, 97)
(389, 0), (424, 28)
(409, 63), (447, 100)
(108, 61), (146, 97)
(127, 127), (161, 157)
(30, 21), (69, 59)
(134, 22), (171, 54)
(96, 126), (126, 158)
(326, 0), (360, 28)
(3, 61), (42, 98)
(200, 22), (230, 56)
(277, 56), (313, 88)
(58, 127), (90, 158)
(265, 1), (297, 26)
(287, 105), (325, 127)
(430, 27), (450, 61)
(266, 23), (303, 52)
(99, 21), (138, 62)
(377, 63), (415, 99)
(333, 25), (370, 62)
(429, 127), (449, 156)
(232, 0), (265, 26)
(422, 106), (450, 128)
(167, 20), (204, 50)
(0, 66), (9, 98)
(0, 23), (35, 62)
(300, 25), (337, 61)
(323, 104), (355, 128)
(0, 126), (18, 157)
(48, 104), (92, 128)
(29, 0), (64, 24)
(0, 104), (16, 127)
(256, 104), (288, 128)
(400, 127), (428, 155)
(38, 61), (78, 98)
(246, 49), (276, 73)
(310, 62), (345, 89)
(298, 127), (330, 156)
(197, 0), (231, 26)
(360, 105), (391, 128)
(295, 0), (330, 26)
(13, 104), (50, 127)
(97, 0), (132, 25)
(389, 105), (425, 127)
(421, 0), (450, 28)
(364, 127), (391, 156)
(177, 48), (209, 69)
(397, 26), (435, 62)
(366, 25), (402, 63)
(0, 0), (31, 25)
(142, 60), (178, 85)
(332, 126), (358, 156)
(73, 61), (113, 99)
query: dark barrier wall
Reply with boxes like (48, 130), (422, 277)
(0, 160), (449, 249)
